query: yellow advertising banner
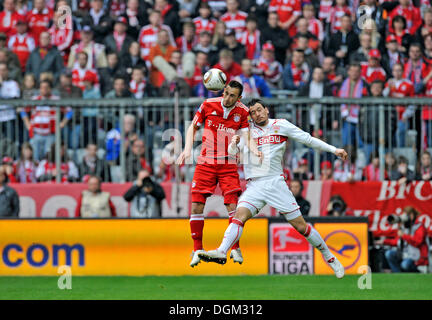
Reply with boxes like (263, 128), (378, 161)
(0, 219), (268, 276)
(313, 223), (368, 275)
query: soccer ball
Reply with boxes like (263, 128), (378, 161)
(203, 68), (227, 91)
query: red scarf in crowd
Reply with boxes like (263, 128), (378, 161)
(44, 161), (69, 182)
(405, 59), (425, 85)
(161, 4), (173, 18)
(291, 62), (304, 86)
(339, 78), (365, 123)
(241, 30), (260, 60)
(113, 31), (126, 52)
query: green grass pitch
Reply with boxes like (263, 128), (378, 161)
(0, 274), (431, 300)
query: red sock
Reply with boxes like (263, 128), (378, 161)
(190, 214), (204, 251)
(228, 212), (240, 250)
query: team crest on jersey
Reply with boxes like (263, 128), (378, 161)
(233, 113), (241, 122)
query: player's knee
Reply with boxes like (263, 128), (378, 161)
(191, 202), (205, 215)
(290, 219), (308, 235)
(234, 208), (251, 223)
(225, 203), (237, 214)
(296, 223), (307, 235)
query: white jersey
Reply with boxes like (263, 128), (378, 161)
(231, 119), (337, 179)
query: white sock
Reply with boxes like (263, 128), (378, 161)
(218, 219), (244, 254)
(303, 224), (333, 261)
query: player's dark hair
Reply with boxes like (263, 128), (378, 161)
(247, 98), (267, 109)
(227, 80), (243, 96)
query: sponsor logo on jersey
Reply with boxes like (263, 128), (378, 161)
(217, 123), (236, 134)
(256, 135), (287, 146)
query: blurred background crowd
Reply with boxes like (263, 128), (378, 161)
(0, 0), (431, 185)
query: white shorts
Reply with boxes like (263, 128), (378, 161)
(237, 175), (301, 220)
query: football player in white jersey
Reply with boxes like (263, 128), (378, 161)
(199, 99), (348, 278)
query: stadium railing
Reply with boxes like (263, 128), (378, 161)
(0, 97), (431, 182)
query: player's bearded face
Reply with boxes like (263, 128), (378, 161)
(222, 86), (241, 108)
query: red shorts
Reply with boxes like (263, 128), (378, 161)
(191, 163), (242, 204)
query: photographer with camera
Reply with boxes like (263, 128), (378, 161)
(326, 195), (348, 217)
(123, 169), (166, 218)
(377, 206), (430, 273)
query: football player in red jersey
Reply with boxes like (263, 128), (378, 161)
(176, 80), (262, 267)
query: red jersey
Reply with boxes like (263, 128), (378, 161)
(422, 78), (432, 120)
(328, 5), (352, 34)
(403, 59), (429, 91)
(363, 164), (384, 181)
(386, 78), (415, 120)
(269, 0), (301, 37)
(14, 160), (37, 183)
(138, 24), (175, 60)
(319, 0), (333, 21)
(193, 17), (217, 35)
(48, 25), (73, 52)
(389, 4), (422, 35)
(383, 218), (429, 266)
(360, 62), (387, 84)
(221, 11), (247, 39)
(49, 24), (74, 65)
(192, 97), (249, 160)
(71, 67), (99, 91)
(109, 0), (126, 17)
(26, 8), (53, 46)
(0, 10), (23, 37)
(308, 18), (324, 42)
(26, 94), (60, 138)
(212, 62), (242, 82)
(129, 79), (147, 98)
(239, 30), (261, 60)
(254, 56), (283, 87)
(185, 66), (205, 88)
(8, 33), (35, 71)
(176, 35), (198, 54)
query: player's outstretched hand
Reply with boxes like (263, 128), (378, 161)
(334, 148), (348, 161)
(176, 150), (190, 165)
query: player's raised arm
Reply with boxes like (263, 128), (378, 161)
(282, 120), (348, 161)
(241, 129), (263, 161)
(176, 122), (199, 165)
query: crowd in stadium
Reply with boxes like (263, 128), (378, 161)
(0, 0), (432, 184)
